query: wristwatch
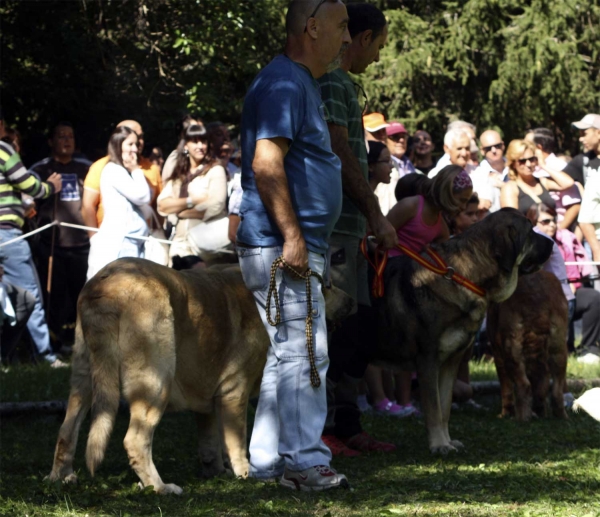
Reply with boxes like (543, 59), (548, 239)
(186, 197), (193, 209)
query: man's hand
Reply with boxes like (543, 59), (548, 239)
(370, 214), (398, 250)
(282, 237), (309, 274)
(478, 198), (492, 211)
(47, 172), (62, 193)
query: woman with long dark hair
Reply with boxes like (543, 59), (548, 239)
(157, 124), (230, 267)
(86, 126), (151, 279)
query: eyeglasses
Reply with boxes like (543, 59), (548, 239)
(517, 156), (538, 165)
(354, 82), (369, 115)
(482, 142), (504, 153)
(387, 133), (407, 142)
(304, 0), (328, 32)
(538, 217), (556, 225)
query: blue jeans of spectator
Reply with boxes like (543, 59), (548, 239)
(238, 245), (332, 478)
(0, 228), (56, 363)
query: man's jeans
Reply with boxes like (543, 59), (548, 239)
(238, 245), (332, 478)
(0, 229), (56, 362)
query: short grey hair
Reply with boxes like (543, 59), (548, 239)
(286, 0), (336, 36)
(448, 120), (476, 134)
(444, 128), (470, 149)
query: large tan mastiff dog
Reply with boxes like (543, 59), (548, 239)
(47, 259), (353, 494)
(375, 209), (554, 453)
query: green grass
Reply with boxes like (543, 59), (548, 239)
(1, 362), (599, 517)
(469, 358), (600, 383)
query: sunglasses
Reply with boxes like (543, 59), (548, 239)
(482, 142), (504, 153)
(304, 0), (328, 32)
(517, 156), (538, 165)
(387, 133), (407, 142)
(538, 217), (556, 225)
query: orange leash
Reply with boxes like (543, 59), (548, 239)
(360, 237), (486, 298)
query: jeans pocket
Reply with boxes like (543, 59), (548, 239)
(238, 247), (268, 291)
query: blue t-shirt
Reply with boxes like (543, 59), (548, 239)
(237, 55), (343, 254)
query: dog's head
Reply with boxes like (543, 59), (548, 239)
(485, 208), (553, 274)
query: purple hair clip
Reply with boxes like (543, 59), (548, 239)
(453, 169), (473, 191)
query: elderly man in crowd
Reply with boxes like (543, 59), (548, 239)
(432, 120), (477, 172)
(374, 121), (417, 214)
(470, 129), (506, 215)
(429, 127), (473, 177)
(235, 0), (351, 491)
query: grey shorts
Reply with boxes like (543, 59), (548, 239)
(328, 232), (370, 308)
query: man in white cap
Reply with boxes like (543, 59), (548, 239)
(569, 114), (600, 273)
(564, 114), (600, 187)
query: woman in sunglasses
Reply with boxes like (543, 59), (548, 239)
(500, 139), (574, 215)
(527, 203), (600, 365)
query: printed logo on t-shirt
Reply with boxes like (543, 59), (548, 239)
(60, 173), (80, 201)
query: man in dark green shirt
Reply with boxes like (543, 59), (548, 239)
(318, 3), (397, 456)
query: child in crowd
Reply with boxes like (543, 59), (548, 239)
(449, 193), (485, 408)
(371, 166), (474, 415)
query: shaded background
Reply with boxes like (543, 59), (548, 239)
(1, 0), (599, 165)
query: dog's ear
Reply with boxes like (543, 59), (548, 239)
(495, 223), (528, 273)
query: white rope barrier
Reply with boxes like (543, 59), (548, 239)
(0, 221), (174, 248)
(59, 222), (174, 245)
(0, 222), (59, 248)
(1, 220), (236, 254)
(1, 223), (599, 264)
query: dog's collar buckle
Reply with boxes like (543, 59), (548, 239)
(443, 266), (455, 281)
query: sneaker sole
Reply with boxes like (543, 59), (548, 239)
(280, 477), (350, 491)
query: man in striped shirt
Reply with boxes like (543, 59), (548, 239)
(318, 3), (397, 456)
(0, 130), (65, 367)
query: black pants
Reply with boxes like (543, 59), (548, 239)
(1, 282), (36, 362)
(569, 287), (600, 357)
(35, 243), (89, 345)
(326, 303), (377, 438)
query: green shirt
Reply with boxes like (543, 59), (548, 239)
(318, 69), (367, 239)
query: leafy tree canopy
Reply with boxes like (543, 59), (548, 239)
(1, 0), (598, 163)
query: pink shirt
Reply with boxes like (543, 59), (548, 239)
(388, 195), (442, 258)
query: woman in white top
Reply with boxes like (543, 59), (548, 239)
(157, 124), (230, 267)
(86, 126), (151, 279)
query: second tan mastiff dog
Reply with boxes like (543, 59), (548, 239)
(47, 259), (353, 494)
(375, 209), (553, 453)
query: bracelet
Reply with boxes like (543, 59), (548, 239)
(186, 197), (193, 209)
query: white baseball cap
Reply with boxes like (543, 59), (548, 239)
(572, 114), (600, 130)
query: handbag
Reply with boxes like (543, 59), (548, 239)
(187, 213), (231, 255)
(143, 208), (170, 266)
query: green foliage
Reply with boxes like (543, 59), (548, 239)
(361, 0), (600, 151)
(1, 0), (598, 161)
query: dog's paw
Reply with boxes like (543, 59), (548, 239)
(63, 473), (79, 484)
(430, 443), (458, 455)
(449, 439), (464, 449)
(160, 483), (183, 495)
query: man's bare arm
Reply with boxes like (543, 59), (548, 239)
(253, 137), (308, 272)
(580, 222), (600, 263)
(328, 123), (397, 249)
(81, 189), (100, 238)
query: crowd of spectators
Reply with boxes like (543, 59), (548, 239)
(0, 0), (599, 492)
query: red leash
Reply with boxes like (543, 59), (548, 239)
(360, 237), (486, 299)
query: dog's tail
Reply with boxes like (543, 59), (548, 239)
(83, 287), (122, 477)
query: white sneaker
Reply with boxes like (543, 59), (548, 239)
(280, 465), (349, 491)
(576, 353), (600, 365)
